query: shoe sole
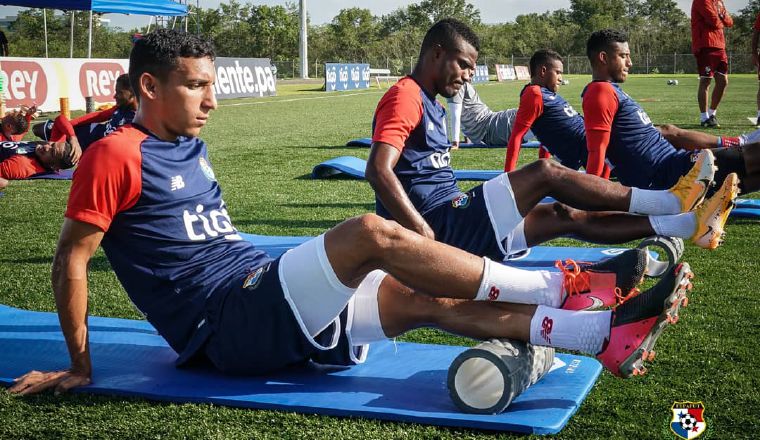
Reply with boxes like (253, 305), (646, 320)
(688, 151), (717, 211)
(695, 174), (739, 249)
(617, 262), (693, 378)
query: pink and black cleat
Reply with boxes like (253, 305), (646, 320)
(596, 262), (693, 378)
(558, 248), (649, 311)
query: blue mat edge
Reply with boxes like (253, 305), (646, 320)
(345, 138), (540, 149)
(0, 348), (600, 435)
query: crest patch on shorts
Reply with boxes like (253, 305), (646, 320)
(242, 264), (270, 290)
(451, 193), (471, 209)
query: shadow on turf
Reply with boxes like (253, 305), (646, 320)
(314, 145), (363, 150)
(294, 173), (362, 180)
(234, 218), (342, 230)
(280, 202), (374, 209)
(0, 255), (112, 272)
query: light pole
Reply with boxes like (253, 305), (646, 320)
(299, 0), (308, 78)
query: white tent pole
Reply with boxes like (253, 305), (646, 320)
(69, 11), (75, 58)
(42, 9), (48, 58)
(87, 10), (92, 58)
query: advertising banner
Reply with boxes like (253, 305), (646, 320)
(213, 57), (277, 99)
(324, 63), (370, 91)
(0, 56), (276, 113)
(472, 65), (489, 84)
(495, 64), (516, 81)
(515, 65), (531, 81)
(0, 57), (128, 112)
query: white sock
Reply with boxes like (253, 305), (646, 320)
(700, 111), (709, 122)
(629, 187), (681, 215)
(649, 213), (697, 238)
(708, 108), (716, 117)
(475, 258), (564, 306)
(529, 305), (612, 354)
(742, 127), (760, 144)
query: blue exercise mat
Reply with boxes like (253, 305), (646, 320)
(539, 197), (760, 219)
(28, 169), (74, 180)
(345, 138), (540, 149)
(312, 156), (499, 181)
(240, 232), (644, 266)
(0, 304), (601, 434)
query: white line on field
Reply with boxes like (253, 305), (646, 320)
(218, 91), (385, 107)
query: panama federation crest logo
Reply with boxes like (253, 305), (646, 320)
(199, 157), (216, 181)
(451, 193), (470, 209)
(670, 401), (707, 439)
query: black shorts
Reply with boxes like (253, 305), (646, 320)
(202, 259), (364, 375)
(711, 147), (746, 195)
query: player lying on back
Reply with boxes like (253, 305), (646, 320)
(33, 74), (137, 151)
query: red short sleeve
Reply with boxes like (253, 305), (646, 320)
(71, 106), (117, 127)
(371, 79), (424, 151)
(65, 127), (146, 231)
(582, 82), (619, 132)
(0, 155), (46, 179)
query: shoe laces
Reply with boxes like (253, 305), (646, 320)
(557, 259), (640, 306)
(556, 259), (590, 297)
(613, 287), (641, 307)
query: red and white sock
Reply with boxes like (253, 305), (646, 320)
(474, 258), (563, 306)
(529, 305), (611, 354)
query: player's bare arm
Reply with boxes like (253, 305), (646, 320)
(366, 142), (435, 239)
(9, 219), (104, 395)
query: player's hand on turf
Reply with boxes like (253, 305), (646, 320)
(9, 369), (91, 396)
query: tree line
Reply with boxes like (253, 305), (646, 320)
(4, 0), (760, 73)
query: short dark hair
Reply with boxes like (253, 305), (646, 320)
(116, 73), (132, 92)
(529, 49), (563, 76)
(419, 18), (480, 59)
(4, 112), (29, 135)
(587, 29), (628, 61)
(129, 29), (216, 102)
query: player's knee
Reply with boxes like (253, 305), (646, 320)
(351, 213), (406, 253)
(524, 157), (553, 176)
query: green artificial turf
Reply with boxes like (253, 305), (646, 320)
(1, 75), (759, 439)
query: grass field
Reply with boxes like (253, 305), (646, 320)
(1, 74), (759, 439)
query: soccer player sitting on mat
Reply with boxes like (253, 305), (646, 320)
(366, 17), (737, 277)
(581, 29), (760, 195)
(0, 130), (81, 190)
(1, 104), (38, 142)
(446, 81), (535, 150)
(504, 49), (746, 174)
(33, 74), (137, 150)
(9, 29), (699, 398)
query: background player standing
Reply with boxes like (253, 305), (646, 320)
(691, 0), (733, 128)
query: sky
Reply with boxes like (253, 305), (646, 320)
(0, 0), (750, 32)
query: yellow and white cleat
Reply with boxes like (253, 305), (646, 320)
(691, 173), (739, 250)
(669, 150), (716, 212)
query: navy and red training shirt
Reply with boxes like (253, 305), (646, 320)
(65, 124), (272, 360)
(582, 81), (692, 189)
(505, 84), (588, 172)
(371, 76), (459, 217)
